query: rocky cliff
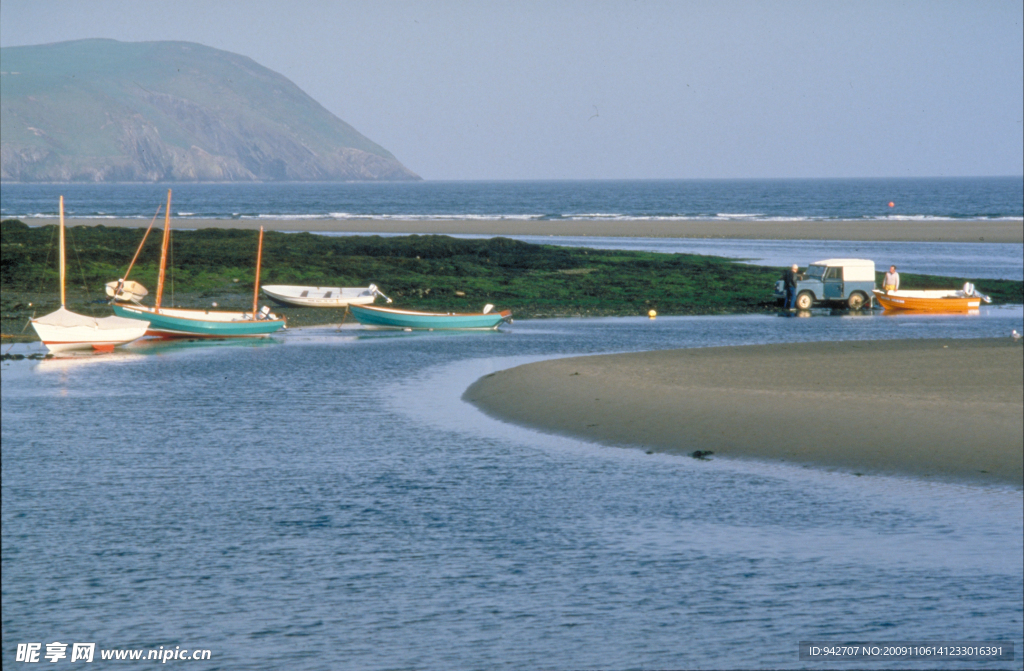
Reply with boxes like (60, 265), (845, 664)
(1, 39), (420, 182)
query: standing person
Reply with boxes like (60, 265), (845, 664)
(783, 264), (801, 309)
(883, 265), (900, 293)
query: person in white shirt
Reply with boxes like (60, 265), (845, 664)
(882, 265), (899, 292)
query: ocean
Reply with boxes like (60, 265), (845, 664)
(2, 177), (1022, 221)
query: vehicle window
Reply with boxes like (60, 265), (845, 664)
(824, 267), (841, 280)
(805, 266), (825, 279)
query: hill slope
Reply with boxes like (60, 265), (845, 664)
(0, 39), (420, 182)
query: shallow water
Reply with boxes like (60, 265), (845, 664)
(313, 231), (1024, 281)
(504, 235), (1024, 281)
(3, 309), (1023, 669)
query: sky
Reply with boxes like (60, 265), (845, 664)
(2, 1), (1022, 180)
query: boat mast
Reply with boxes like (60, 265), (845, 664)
(121, 203), (162, 285)
(154, 189), (172, 313)
(252, 226), (264, 320)
(59, 195), (66, 308)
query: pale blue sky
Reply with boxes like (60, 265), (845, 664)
(2, 0), (1022, 180)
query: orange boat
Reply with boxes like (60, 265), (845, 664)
(873, 285), (991, 313)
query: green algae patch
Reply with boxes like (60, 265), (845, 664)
(3, 219), (1021, 336)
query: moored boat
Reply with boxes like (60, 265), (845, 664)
(33, 307), (151, 353)
(262, 284), (389, 307)
(112, 304), (287, 338)
(31, 196), (149, 352)
(349, 304), (511, 330)
(111, 190), (286, 338)
(873, 284), (991, 313)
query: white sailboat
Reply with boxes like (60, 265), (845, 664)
(31, 196), (150, 353)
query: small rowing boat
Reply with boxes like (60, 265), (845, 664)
(262, 284), (389, 307)
(873, 284), (991, 313)
(349, 304), (511, 330)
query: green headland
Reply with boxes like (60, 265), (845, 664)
(1, 39), (418, 182)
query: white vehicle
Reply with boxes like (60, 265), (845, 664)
(775, 258), (876, 310)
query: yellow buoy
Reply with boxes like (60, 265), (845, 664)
(648, 309), (657, 319)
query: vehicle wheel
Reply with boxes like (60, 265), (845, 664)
(847, 292), (866, 310)
(795, 292), (814, 310)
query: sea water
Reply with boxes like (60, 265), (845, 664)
(3, 308), (1022, 669)
(3, 178), (1021, 221)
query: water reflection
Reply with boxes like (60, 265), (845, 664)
(123, 335), (283, 355)
(33, 349), (145, 372)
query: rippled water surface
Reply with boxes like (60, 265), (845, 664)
(3, 309), (1023, 669)
(4, 178), (1021, 220)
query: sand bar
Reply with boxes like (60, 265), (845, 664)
(28, 217), (1024, 243)
(464, 338), (1024, 487)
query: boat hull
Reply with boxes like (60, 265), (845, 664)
(873, 290), (981, 313)
(113, 304), (286, 338)
(349, 304), (511, 330)
(31, 307), (150, 352)
(262, 285), (378, 308)
(31, 321), (150, 352)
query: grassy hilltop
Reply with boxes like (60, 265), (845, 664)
(1, 39), (418, 182)
(2, 219), (1021, 336)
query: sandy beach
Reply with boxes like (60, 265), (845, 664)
(33, 217), (1024, 243)
(464, 338), (1024, 487)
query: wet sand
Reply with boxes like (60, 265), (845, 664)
(464, 338), (1024, 487)
(35, 217), (1024, 243)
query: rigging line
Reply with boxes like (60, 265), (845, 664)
(42, 224), (57, 296)
(122, 203), (163, 282)
(169, 228), (174, 307)
(66, 226), (92, 304)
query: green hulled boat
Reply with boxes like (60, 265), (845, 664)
(112, 303), (285, 338)
(111, 190), (285, 339)
(349, 304), (511, 330)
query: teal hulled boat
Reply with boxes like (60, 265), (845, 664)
(349, 304), (511, 330)
(111, 190), (285, 339)
(112, 304), (285, 338)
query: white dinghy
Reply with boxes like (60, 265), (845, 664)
(105, 279), (149, 303)
(262, 284), (391, 307)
